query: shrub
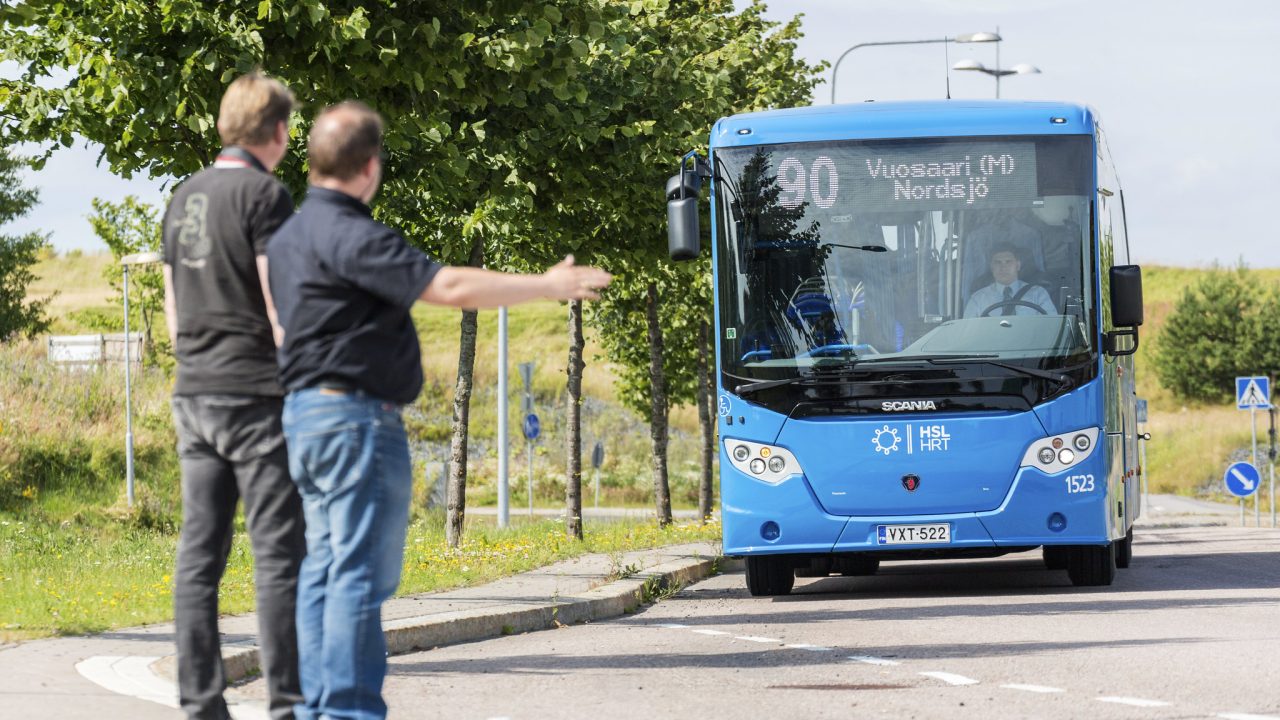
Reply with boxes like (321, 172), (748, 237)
(1152, 267), (1278, 402)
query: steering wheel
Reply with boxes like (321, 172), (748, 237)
(980, 299), (1048, 317)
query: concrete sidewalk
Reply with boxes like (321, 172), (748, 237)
(0, 542), (724, 720)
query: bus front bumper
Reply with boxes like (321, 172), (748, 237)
(722, 461), (1111, 557)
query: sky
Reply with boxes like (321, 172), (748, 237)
(4, 0), (1278, 267)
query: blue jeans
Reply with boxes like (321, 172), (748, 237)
(283, 389), (412, 720)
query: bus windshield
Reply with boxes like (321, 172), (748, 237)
(714, 135), (1097, 388)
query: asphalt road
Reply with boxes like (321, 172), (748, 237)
(374, 524), (1280, 719)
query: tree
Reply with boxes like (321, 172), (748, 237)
(2, 0), (633, 546)
(1152, 267), (1263, 402)
(582, 0), (824, 524)
(88, 196), (168, 362)
(0, 149), (51, 339)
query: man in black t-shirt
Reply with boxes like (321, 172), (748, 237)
(268, 102), (611, 720)
(161, 72), (305, 720)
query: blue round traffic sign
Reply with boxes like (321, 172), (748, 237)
(1224, 461), (1261, 498)
(522, 413), (540, 441)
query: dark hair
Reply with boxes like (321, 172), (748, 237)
(989, 242), (1020, 260)
(307, 101), (384, 181)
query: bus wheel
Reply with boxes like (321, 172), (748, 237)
(1114, 528), (1134, 569)
(834, 556), (880, 576)
(746, 556), (795, 596)
(1066, 543), (1116, 587)
(1042, 546), (1069, 571)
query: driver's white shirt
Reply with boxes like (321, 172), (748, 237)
(963, 279), (1056, 318)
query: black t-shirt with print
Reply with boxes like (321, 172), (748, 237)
(161, 152), (293, 396)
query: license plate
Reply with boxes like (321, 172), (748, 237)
(877, 524), (951, 545)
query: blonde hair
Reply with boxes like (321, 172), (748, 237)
(217, 72), (294, 147)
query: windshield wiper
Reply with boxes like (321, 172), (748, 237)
(927, 357), (1072, 385)
(734, 358), (866, 396)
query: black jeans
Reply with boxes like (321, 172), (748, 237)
(172, 395), (306, 720)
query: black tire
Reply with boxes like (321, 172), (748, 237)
(745, 556), (795, 596)
(1114, 527), (1134, 569)
(1042, 546), (1069, 570)
(1066, 543), (1116, 586)
(834, 556), (880, 576)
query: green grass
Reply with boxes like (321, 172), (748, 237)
(0, 511), (719, 642)
(0, 254), (718, 643)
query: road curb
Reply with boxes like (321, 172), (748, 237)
(152, 552), (736, 686)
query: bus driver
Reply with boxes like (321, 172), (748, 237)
(963, 243), (1056, 318)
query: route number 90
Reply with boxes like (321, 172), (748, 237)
(778, 156), (839, 210)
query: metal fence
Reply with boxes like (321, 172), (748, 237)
(46, 333), (144, 368)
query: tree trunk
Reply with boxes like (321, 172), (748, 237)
(696, 318), (715, 522)
(446, 238), (485, 548)
(565, 299), (585, 540)
(646, 282), (673, 526)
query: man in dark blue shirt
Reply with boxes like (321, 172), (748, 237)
(268, 101), (610, 720)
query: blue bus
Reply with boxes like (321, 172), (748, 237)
(666, 100), (1144, 594)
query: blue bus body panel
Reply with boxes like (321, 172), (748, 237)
(711, 100), (1094, 149)
(775, 409), (1048, 517)
(720, 443), (850, 555)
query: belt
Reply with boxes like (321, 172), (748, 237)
(315, 377), (358, 394)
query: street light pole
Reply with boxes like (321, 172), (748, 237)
(829, 32), (1000, 105)
(120, 251), (162, 509)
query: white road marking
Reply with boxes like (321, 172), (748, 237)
(919, 671), (980, 686)
(655, 623), (689, 629)
(785, 643), (832, 652)
(76, 656), (177, 708)
(691, 629), (730, 636)
(76, 655), (268, 720)
(1001, 683), (1065, 694)
(1217, 714), (1280, 720)
(734, 635), (781, 644)
(848, 655), (900, 666)
(1097, 696), (1171, 708)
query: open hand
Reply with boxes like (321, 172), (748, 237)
(543, 255), (612, 301)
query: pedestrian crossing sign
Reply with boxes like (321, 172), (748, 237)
(1236, 376), (1270, 410)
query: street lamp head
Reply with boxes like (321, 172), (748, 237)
(1011, 63), (1041, 75)
(121, 251), (163, 266)
(952, 59), (987, 71)
(955, 32), (1001, 43)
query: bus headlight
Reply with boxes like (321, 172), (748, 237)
(724, 438), (802, 484)
(1021, 427), (1099, 474)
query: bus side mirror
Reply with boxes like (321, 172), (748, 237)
(666, 173), (701, 261)
(1105, 265), (1143, 356)
(666, 152), (709, 262)
(1111, 265), (1144, 327)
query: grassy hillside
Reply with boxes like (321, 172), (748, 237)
(1135, 266), (1280, 499)
(21, 254), (1280, 502)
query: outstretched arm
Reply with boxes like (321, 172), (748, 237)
(420, 255), (611, 309)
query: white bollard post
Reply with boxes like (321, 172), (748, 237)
(123, 264), (135, 509)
